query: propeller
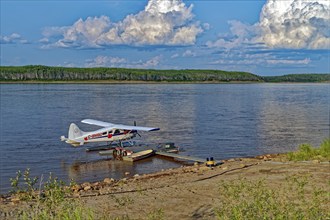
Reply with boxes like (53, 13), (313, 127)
(134, 121), (141, 137)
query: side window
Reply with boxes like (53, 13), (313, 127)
(114, 129), (120, 135)
(102, 132), (107, 135)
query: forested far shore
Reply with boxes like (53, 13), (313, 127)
(0, 65), (261, 82)
(0, 65), (329, 83)
(263, 74), (330, 82)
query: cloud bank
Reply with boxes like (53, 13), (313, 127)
(0, 33), (28, 44)
(85, 55), (162, 68)
(207, 0), (330, 50)
(42, 0), (203, 48)
(259, 0), (330, 49)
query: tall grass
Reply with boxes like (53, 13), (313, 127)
(9, 170), (164, 220)
(8, 170), (94, 219)
(214, 176), (329, 220)
(286, 139), (330, 161)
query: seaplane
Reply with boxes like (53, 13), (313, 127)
(60, 119), (160, 152)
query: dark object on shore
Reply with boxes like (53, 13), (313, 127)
(206, 157), (215, 167)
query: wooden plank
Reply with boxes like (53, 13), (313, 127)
(123, 149), (154, 162)
(155, 151), (206, 163)
(99, 149), (114, 156)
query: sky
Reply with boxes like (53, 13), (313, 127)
(0, 0), (329, 76)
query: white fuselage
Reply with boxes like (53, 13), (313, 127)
(61, 119), (159, 147)
(68, 128), (136, 146)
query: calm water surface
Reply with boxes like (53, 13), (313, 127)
(0, 83), (329, 193)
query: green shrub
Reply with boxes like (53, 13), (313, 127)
(319, 138), (330, 157)
(19, 200), (95, 220)
(286, 139), (330, 161)
(215, 177), (329, 220)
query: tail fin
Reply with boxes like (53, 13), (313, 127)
(68, 123), (85, 140)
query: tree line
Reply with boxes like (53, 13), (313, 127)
(0, 65), (329, 82)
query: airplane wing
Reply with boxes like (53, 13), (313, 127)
(81, 119), (159, 131)
(112, 124), (160, 132)
(81, 119), (115, 128)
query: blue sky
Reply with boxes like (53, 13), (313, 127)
(1, 0), (329, 76)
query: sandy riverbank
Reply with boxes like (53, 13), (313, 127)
(1, 154), (329, 219)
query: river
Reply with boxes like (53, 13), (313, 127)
(0, 83), (329, 193)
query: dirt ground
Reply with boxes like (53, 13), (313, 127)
(1, 155), (329, 219)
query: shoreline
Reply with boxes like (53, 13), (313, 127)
(1, 153), (329, 219)
(0, 80), (262, 84)
(1, 80), (329, 84)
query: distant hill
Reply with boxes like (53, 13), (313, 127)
(0, 65), (329, 83)
(0, 65), (262, 82)
(263, 74), (330, 82)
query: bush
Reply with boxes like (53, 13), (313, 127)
(215, 177), (329, 220)
(286, 139), (330, 161)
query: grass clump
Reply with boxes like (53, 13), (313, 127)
(146, 208), (164, 220)
(215, 176), (329, 220)
(9, 169), (95, 219)
(9, 169), (165, 220)
(20, 200), (95, 220)
(286, 139), (330, 161)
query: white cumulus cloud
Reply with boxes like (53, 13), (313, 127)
(206, 20), (258, 50)
(85, 55), (162, 68)
(259, 0), (330, 49)
(207, 0), (330, 50)
(140, 55), (162, 68)
(210, 51), (312, 68)
(0, 33), (28, 44)
(266, 58), (311, 65)
(182, 49), (196, 57)
(42, 0), (203, 48)
(85, 55), (127, 67)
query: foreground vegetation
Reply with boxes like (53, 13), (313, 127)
(286, 139), (330, 162)
(215, 176), (329, 220)
(6, 170), (164, 219)
(8, 171), (94, 219)
(3, 139), (329, 219)
(215, 139), (330, 219)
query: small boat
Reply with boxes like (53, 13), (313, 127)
(156, 142), (179, 153)
(123, 149), (154, 162)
